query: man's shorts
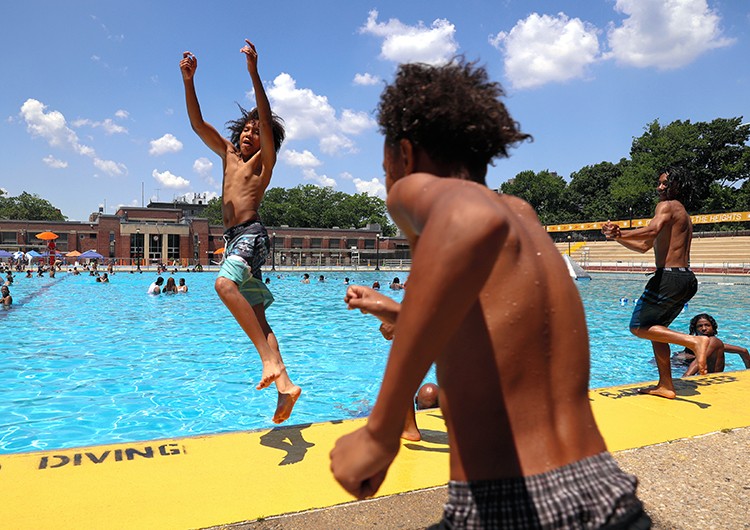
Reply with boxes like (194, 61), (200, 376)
(429, 452), (651, 529)
(217, 220), (274, 309)
(630, 268), (697, 329)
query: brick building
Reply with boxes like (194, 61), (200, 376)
(0, 204), (409, 268)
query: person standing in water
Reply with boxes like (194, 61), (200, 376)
(180, 39), (300, 423)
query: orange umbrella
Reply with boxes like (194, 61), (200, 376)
(213, 247), (225, 254)
(36, 231), (59, 240)
(66, 250), (82, 257)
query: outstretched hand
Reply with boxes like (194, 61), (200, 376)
(180, 52), (197, 80)
(241, 39), (258, 74)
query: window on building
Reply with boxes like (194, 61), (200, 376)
(149, 234), (163, 262)
(346, 238), (359, 249)
(130, 233), (144, 262)
(167, 234), (180, 261)
(364, 239), (375, 249)
(1, 232), (17, 245)
(291, 237), (304, 248)
(310, 238), (322, 248)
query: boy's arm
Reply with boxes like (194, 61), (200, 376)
(602, 202), (672, 253)
(242, 40), (276, 187)
(330, 175), (507, 498)
(724, 343), (750, 368)
(180, 52), (230, 158)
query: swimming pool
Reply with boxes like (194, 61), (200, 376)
(2, 270), (749, 454)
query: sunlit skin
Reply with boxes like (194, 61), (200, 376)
(181, 40), (300, 423)
(602, 173), (721, 399)
(683, 317), (750, 375)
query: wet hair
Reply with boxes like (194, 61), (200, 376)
(658, 166), (685, 201)
(377, 57), (531, 184)
(226, 104), (286, 154)
(689, 313), (718, 336)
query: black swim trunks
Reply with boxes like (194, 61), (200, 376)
(427, 452), (650, 529)
(629, 268), (697, 329)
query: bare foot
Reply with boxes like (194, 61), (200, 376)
(401, 427), (421, 442)
(257, 361), (285, 390)
(638, 385), (676, 399)
(272, 385), (302, 424)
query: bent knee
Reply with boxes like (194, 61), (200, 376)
(214, 276), (237, 297)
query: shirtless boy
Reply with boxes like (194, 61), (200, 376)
(330, 59), (649, 528)
(180, 39), (300, 423)
(602, 168), (720, 399)
(681, 313), (750, 376)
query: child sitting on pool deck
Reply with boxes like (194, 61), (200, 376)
(330, 59), (650, 528)
(180, 39), (300, 424)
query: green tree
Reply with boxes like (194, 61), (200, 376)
(500, 170), (572, 225)
(202, 196), (223, 225)
(628, 118), (750, 213)
(0, 191), (66, 221)
(567, 160), (628, 221)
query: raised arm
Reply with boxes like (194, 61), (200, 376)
(724, 343), (750, 368)
(180, 51), (230, 158)
(241, 40), (277, 187)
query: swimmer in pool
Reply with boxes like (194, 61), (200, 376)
(681, 313), (749, 375)
(181, 39), (301, 423)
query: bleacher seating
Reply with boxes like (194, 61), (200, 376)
(554, 235), (750, 274)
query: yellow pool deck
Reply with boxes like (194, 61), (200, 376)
(2, 371), (750, 529)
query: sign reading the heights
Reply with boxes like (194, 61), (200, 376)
(546, 211), (750, 232)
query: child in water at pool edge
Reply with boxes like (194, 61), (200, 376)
(680, 313), (750, 376)
(180, 39), (301, 424)
(330, 58), (650, 527)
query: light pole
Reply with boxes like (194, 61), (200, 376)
(271, 232), (277, 271)
(567, 234), (572, 256)
(628, 206), (633, 228)
(375, 234), (381, 271)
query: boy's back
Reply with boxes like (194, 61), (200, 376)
(388, 173), (605, 481)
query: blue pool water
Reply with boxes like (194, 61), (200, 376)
(1, 270), (749, 454)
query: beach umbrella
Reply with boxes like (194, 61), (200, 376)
(213, 247), (225, 254)
(0, 250), (12, 258)
(26, 250), (42, 257)
(79, 250), (105, 259)
(12, 251), (25, 260)
(35, 231), (59, 240)
(66, 250), (82, 257)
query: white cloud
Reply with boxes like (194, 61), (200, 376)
(94, 158), (127, 176)
(267, 73), (375, 155)
(149, 133), (183, 156)
(303, 168), (337, 188)
(20, 98), (128, 175)
(152, 169), (190, 189)
(353, 73), (380, 86)
(339, 109), (374, 135)
(192, 157), (218, 188)
(359, 9), (458, 65)
(280, 149), (322, 168)
(490, 13), (601, 90)
(42, 155), (68, 169)
(73, 117), (128, 135)
(352, 177), (386, 198)
(114, 109), (129, 119)
(606, 0), (734, 69)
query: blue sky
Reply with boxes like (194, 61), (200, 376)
(2, 0), (748, 221)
